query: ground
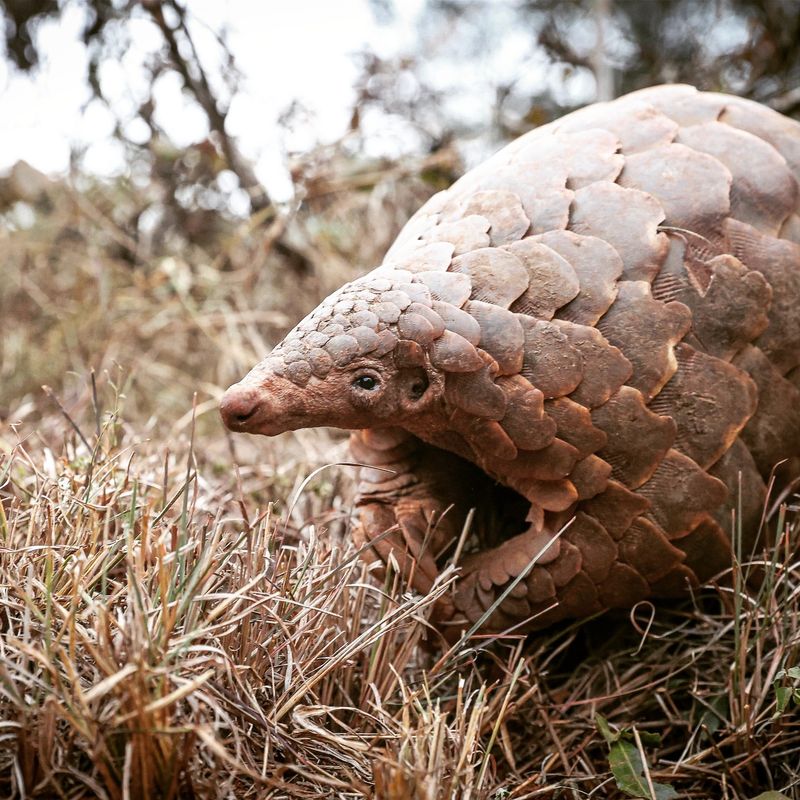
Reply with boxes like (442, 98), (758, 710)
(0, 165), (798, 799)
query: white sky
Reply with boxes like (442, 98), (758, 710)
(0, 0), (608, 204)
(0, 0), (428, 200)
(0, 0), (753, 204)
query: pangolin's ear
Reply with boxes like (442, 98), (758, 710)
(400, 366), (431, 403)
(393, 339), (441, 413)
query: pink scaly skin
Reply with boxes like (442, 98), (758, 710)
(221, 85), (800, 639)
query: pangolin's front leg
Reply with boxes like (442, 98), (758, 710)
(450, 518), (575, 634)
(351, 427), (567, 635)
(350, 428), (488, 617)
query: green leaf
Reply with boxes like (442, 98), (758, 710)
(749, 793), (792, 800)
(595, 715), (678, 800)
(775, 686), (793, 716)
(651, 784), (680, 800)
(638, 730), (662, 747)
(595, 713), (619, 744)
(608, 739), (647, 795)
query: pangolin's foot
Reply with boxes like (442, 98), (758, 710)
(452, 521), (573, 635)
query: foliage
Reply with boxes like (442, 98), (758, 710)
(595, 714), (678, 800)
(774, 667), (800, 718)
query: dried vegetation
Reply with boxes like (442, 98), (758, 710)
(1, 152), (799, 799)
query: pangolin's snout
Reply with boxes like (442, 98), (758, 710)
(219, 383), (266, 432)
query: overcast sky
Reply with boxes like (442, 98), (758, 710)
(0, 0), (431, 199)
(0, 0), (601, 205)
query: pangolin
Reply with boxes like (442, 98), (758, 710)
(220, 85), (800, 635)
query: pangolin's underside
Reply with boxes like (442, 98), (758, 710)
(221, 85), (800, 635)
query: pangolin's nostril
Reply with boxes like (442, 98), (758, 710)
(235, 406), (258, 423)
(219, 385), (263, 430)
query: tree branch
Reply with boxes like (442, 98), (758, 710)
(144, 0), (271, 213)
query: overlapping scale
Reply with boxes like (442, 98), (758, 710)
(493, 438), (580, 481)
(450, 247), (529, 308)
(677, 121), (797, 236)
(648, 344), (757, 470)
(444, 362), (507, 420)
(569, 182), (669, 282)
(592, 386), (676, 489)
(432, 300), (482, 344)
(512, 128), (624, 189)
(671, 516), (734, 583)
(595, 563), (651, 608)
(414, 270), (472, 307)
(496, 375), (557, 451)
(732, 345), (800, 476)
(651, 240), (772, 361)
(544, 397), (607, 459)
(596, 281), (692, 401)
(619, 143), (733, 244)
(464, 300), (526, 375)
(448, 165), (572, 234)
(637, 450), (728, 539)
(564, 513), (617, 583)
(447, 189), (531, 246)
(582, 480), (651, 540)
(421, 214), (491, 255)
(429, 330), (484, 372)
(330, 86), (800, 635)
(448, 412), (518, 461)
(556, 99), (679, 153)
(382, 240), (455, 273)
(625, 84), (722, 127)
(540, 231), (624, 326)
(554, 320), (632, 408)
(725, 219), (800, 375)
(518, 318), (583, 398)
(504, 238), (580, 319)
(618, 518), (684, 583)
(718, 96), (800, 185)
(568, 454), (612, 501)
(557, 572), (603, 617)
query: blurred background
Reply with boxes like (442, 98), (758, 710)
(2, 0), (799, 447)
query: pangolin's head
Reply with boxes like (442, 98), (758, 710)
(219, 265), (487, 436)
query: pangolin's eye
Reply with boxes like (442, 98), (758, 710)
(353, 375), (379, 391)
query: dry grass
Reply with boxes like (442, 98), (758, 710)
(1, 161), (800, 799)
(0, 386), (537, 798)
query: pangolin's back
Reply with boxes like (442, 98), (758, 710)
(373, 85), (800, 624)
(222, 85), (800, 630)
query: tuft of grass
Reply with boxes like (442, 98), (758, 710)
(1, 380), (799, 799)
(0, 390), (536, 798)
